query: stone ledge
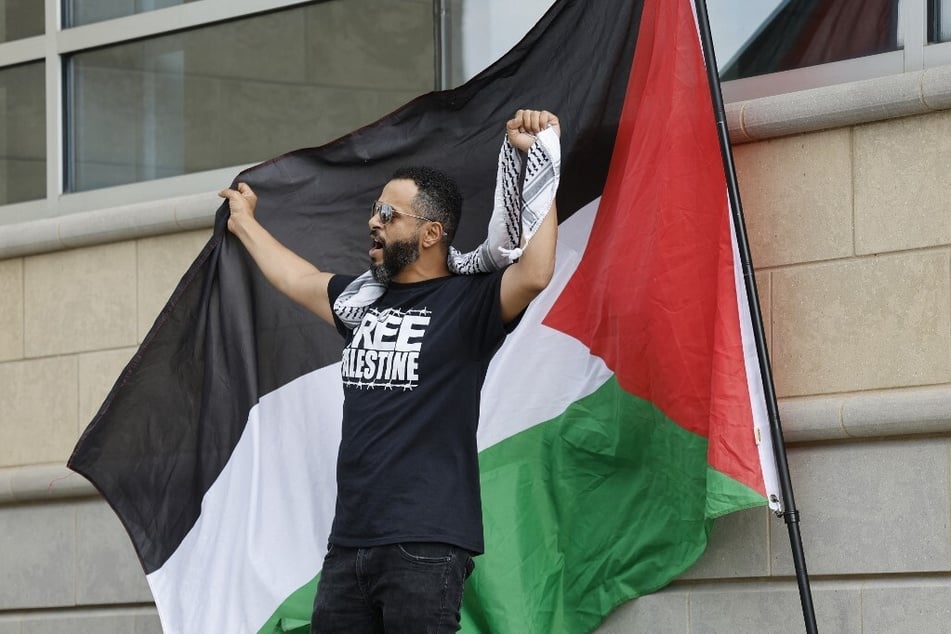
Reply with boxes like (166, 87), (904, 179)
(0, 192), (217, 260)
(667, 574), (951, 591)
(780, 383), (951, 442)
(0, 463), (98, 504)
(3, 383), (949, 506)
(727, 64), (951, 144)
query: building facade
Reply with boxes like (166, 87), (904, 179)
(1, 0), (950, 631)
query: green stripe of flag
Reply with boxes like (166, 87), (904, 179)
(464, 376), (764, 633)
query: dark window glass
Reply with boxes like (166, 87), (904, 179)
(0, 62), (45, 205)
(712, 0), (902, 81)
(929, 0), (951, 42)
(65, 0), (434, 192)
(0, 0), (44, 42)
(65, 0), (201, 27)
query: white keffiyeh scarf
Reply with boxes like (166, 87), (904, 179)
(333, 126), (561, 330)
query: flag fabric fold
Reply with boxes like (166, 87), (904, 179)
(68, 0), (780, 632)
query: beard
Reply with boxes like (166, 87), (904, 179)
(370, 235), (420, 284)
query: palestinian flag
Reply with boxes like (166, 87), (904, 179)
(68, 0), (782, 632)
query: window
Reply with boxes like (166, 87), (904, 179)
(931, 0), (951, 41)
(715, 0), (902, 80)
(65, 0), (201, 27)
(0, 0), (44, 43)
(66, 1), (434, 192)
(708, 0), (935, 100)
(0, 62), (45, 205)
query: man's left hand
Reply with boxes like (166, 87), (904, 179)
(506, 109), (560, 152)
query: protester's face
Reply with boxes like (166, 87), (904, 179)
(369, 179), (422, 283)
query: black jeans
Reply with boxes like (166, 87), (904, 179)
(310, 542), (475, 633)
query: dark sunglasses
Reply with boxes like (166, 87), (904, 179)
(371, 201), (438, 225)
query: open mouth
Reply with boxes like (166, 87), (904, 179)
(369, 235), (385, 258)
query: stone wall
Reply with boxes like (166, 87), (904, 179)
(0, 229), (209, 630)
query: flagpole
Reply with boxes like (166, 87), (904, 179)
(691, 2), (818, 632)
(433, 0), (451, 91)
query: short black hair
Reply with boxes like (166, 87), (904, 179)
(390, 166), (462, 244)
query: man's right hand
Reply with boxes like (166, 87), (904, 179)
(219, 182), (258, 235)
(216, 181), (335, 325)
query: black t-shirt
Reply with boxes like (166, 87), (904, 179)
(327, 270), (513, 554)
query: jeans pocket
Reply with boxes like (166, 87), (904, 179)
(396, 542), (454, 564)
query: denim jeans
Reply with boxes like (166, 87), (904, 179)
(310, 542), (475, 633)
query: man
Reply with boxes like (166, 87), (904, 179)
(219, 109), (560, 632)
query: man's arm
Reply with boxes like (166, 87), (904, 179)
(499, 109), (560, 324)
(219, 183), (336, 325)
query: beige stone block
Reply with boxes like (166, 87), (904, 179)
(596, 591), (688, 633)
(0, 258), (23, 361)
(687, 584), (861, 633)
(0, 619), (20, 634)
(17, 609), (160, 634)
(854, 110), (951, 254)
(681, 508), (770, 580)
(135, 613), (163, 634)
(771, 439), (951, 575)
(734, 129), (853, 268)
(0, 356), (78, 467)
(24, 242), (137, 357)
(0, 503), (75, 610)
(137, 230), (210, 342)
(78, 347), (136, 431)
(75, 499), (153, 605)
(771, 251), (951, 396)
(862, 583), (951, 633)
(21, 614), (136, 634)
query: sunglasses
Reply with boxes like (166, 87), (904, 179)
(370, 201), (438, 225)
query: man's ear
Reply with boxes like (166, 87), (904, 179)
(421, 222), (445, 249)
